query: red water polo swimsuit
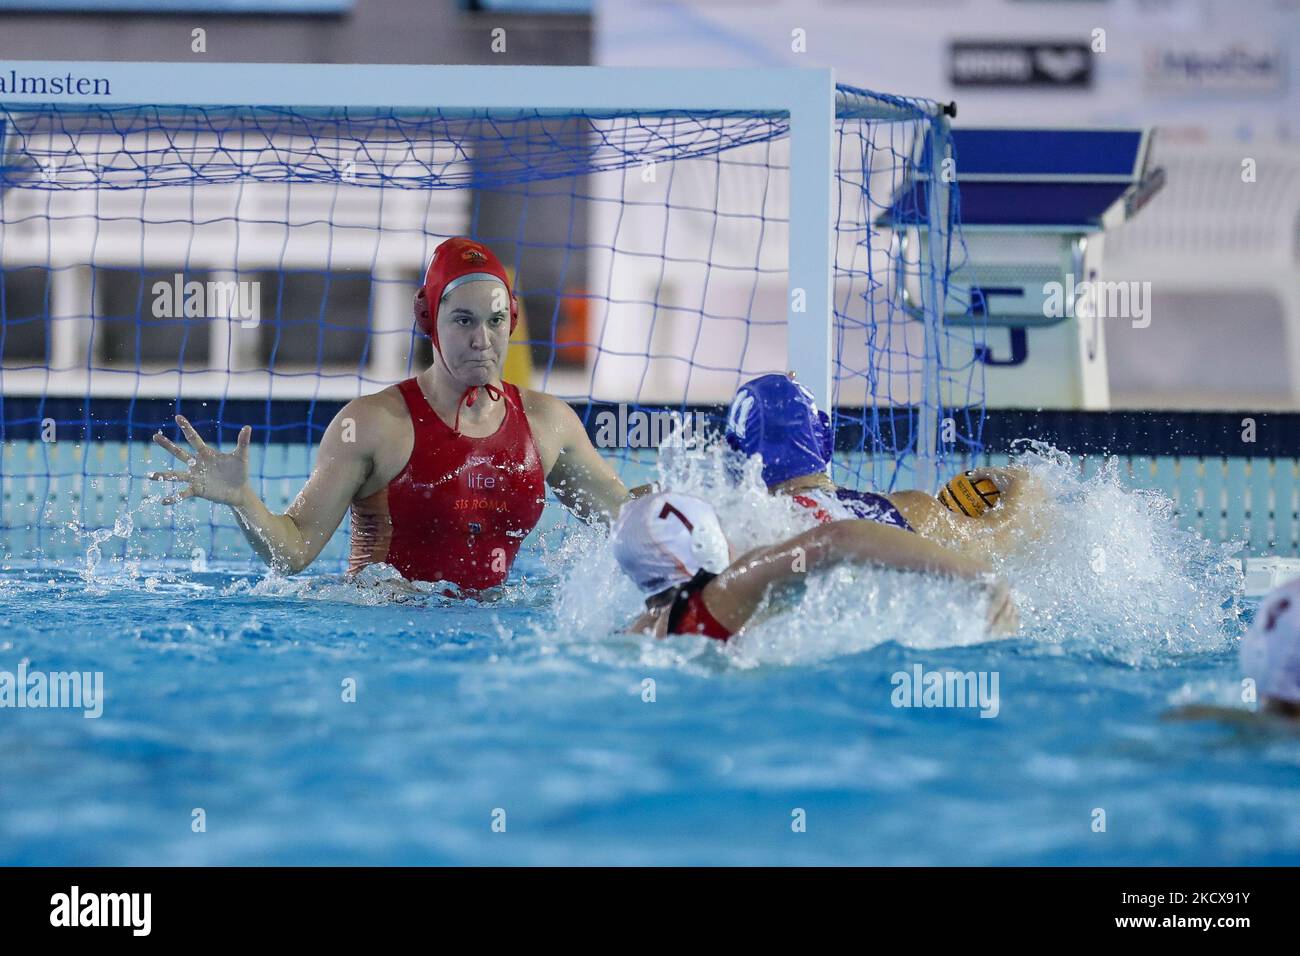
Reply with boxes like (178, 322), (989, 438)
(348, 378), (546, 591)
(662, 570), (733, 641)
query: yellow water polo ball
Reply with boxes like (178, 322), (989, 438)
(937, 471), (1001, 517)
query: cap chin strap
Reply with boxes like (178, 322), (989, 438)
(453, 381), (504, 436)
(427, 331), (504, 436)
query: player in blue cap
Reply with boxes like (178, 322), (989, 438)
(724, 372), (1047, 561)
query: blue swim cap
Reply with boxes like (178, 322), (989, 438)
(725, 373), (833, 487)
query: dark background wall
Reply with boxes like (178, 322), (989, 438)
(0, 3), (591, 67)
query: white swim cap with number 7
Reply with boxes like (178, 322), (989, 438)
(611, 491), (731, 595)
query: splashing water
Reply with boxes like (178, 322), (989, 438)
(48, 434), (1245, 672)
(547, 436), (1244, 669)
(992, 443), (1243, 664)
(0, 438), (1272, 866)
(548, 435), (994, 665)
(218, 561), (550, 610)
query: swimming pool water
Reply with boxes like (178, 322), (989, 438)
(0, 548), (1294, 867)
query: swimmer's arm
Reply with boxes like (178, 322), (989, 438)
(533, 394), (630, 525)
(235, 402), (376, 573)
(151, 410), (364, 574)
(970, 466), (1049, 530)
(703, 519), (1004, 632)
(890, 466), (1049, 554)
(959, 465), (1051, 558)
(612, 483), (661, 517)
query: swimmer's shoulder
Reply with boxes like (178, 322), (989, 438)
(517, 386), (575, 427)
(330, 386), (410, 450)
(320, 389), (414, 496)
(889, 489), (995, 548)
(880, 491), (957, 535)
(517, 386), (586, 456)
(307, 388), (412, 501)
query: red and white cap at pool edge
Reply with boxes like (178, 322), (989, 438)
(1240, 577), (1300, 704)
(611, 491), (731, 595)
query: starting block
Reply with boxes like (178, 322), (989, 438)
(882, 127), (1166, 409)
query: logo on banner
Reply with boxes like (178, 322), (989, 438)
(949, 41), (1094, 88)
(1144, 41), (1284, 92)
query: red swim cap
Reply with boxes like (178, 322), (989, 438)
(413, 237), (518, 354)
